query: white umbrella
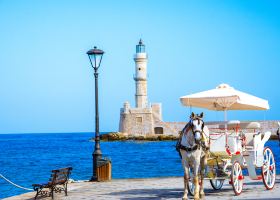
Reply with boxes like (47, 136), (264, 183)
(180, 83), (269, 111)
(180, 83), (269, 123)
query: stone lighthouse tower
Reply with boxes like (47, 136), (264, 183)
(134, 39), (148, 108)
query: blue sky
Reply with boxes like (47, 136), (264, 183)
(0, 0), (280, 133)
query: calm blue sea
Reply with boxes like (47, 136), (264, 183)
(0, 133), (279, 199)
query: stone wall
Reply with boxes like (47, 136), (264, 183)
(151, 103), (162, 122)
(158, 122), (186, 135)
(159, 120), (279, 136)
(246, 120), (279, 135)
(119, 107), (154, 135)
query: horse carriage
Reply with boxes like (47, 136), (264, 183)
(185, 120), (276, 197)
(178, 84), (276, 200)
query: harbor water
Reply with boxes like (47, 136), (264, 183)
(0, 133), (279, 199)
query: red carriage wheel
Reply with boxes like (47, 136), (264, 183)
(261, 147), (276, 190)
(231, 161), (243, 195)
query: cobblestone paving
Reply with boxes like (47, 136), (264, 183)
(4, 176), (280, 200)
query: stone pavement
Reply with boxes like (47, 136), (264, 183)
(4, 176), (280, 200)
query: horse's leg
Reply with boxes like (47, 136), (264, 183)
(183, 170), (189, 200)
(193, 151), (201, 200)
(193, 175), (200, 200)
(199, 151), (208, 198)
(180, 150), (189, 200)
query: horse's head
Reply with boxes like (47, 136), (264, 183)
(189, 112), (204, 145)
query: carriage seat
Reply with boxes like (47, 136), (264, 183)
(239, 122), (261, 129)
(217, 121), (261, 130)
(239, 122), (261, 147)
(217, 121), (261, 148)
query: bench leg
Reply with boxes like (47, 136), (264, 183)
(34, 187), (48, 200)
(64, 183), (68, 196)
(50, 187), (54, 199)
(34, 189), (39, 200)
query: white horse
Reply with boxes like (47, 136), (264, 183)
(177, 112), (209, 200)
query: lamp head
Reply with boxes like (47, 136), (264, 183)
(87, 46), (104, 69)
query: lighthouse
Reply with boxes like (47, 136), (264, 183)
(119, 40), (166, 135)
(134, 39), (148, 108)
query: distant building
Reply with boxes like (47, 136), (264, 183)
(119, 40), (184, 135)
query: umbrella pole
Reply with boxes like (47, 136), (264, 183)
(224, 109), (229, 151)
(224, 109), (227, 130)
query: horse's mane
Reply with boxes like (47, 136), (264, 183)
(182, 121), (191, 134)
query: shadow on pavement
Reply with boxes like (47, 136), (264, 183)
(107, 188), (183, 199)
(107, 187), (235, 199)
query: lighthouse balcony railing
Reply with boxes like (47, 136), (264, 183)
(133, 74), (146, 81)
(134, 53), (147, 59)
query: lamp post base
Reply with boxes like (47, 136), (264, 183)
(90, 151), (102, 182)
(90, 176), (98, 182)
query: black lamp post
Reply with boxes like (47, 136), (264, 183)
(87, 46), (104, 181)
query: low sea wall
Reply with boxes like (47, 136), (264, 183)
(162, 120), (279, 136)
(103, 120), (279, 141)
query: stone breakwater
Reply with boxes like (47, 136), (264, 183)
(101, 120), (280, 141)
(100, 132), (178, 141)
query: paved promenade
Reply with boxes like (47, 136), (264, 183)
(4, 176), (280, 200)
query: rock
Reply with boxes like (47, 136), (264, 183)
(100, 134), (109, 141)
(158, 134), (178, 141)
(128, 135), (135, 140)
(145, 134), (158, 141)
(135, 135), (145, 140)
(108, 133), (119, 141)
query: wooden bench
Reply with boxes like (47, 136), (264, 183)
(32, 167), (73, 199)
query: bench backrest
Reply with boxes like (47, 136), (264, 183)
(48, 167), (72, 185)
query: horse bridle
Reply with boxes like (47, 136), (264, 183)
(177, 116), (209, 153)
(189, 117), (204, 138)
(189, 117), (209, 150)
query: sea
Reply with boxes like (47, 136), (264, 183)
(0, 133), (279, 199)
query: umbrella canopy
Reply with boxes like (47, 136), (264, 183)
(180, 83), (269, 111)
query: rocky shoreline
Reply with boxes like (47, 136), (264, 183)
(100, 132), (178, 141)
(99, 132), (279, 141)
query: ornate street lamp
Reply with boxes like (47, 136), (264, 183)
(87, 46), (104, 181)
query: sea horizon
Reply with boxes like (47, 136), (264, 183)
(0, 132), (109, 135)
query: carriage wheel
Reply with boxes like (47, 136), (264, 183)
(210, 179), (224, 190)
(262, 147), (276, 190)
(186, 168), (195, 196)
(231, 161), (243, 195)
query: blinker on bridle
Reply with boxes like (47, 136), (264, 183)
(189, 117), (204, 137)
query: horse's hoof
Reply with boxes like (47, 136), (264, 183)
(182, 198), (188, 200)
(194, 195), (200, 200)
(200, 192), (205, 198)
(200, 194), (205, 199)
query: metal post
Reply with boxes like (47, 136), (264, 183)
(91, 69), (102, 181)
(87, 46), (104, 182)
